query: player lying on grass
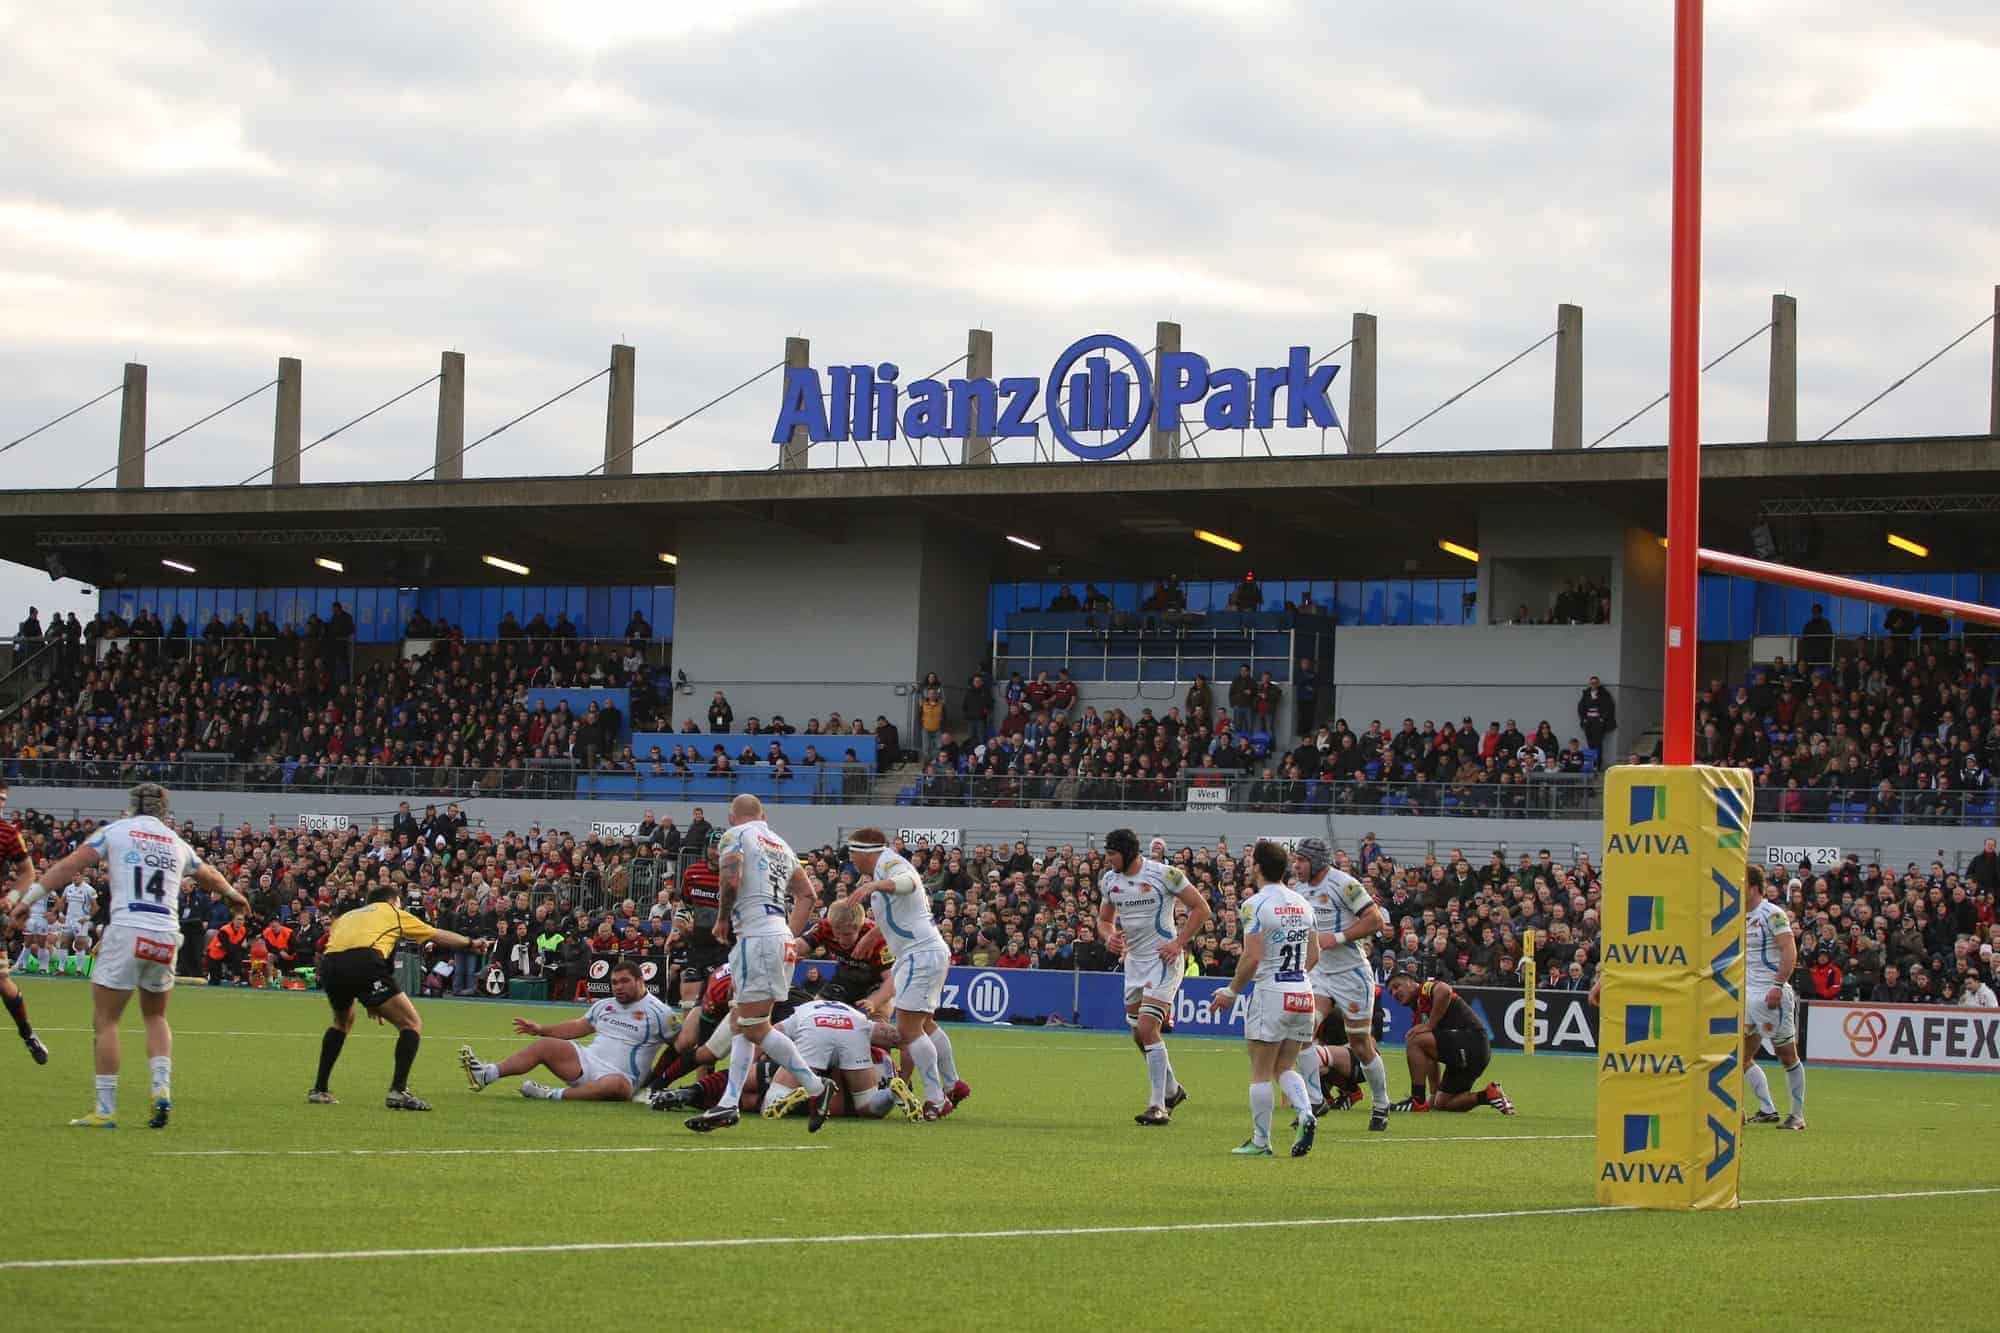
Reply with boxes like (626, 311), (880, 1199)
(459, 959), (674, 1101)
(651, 993), (919, 1123)
(1384, 969), (1514, 1114)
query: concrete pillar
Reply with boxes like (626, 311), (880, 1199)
(962, 328), (994, 464)
(1347, 312), (1378, 454)
(116, 362), (147, 489)
(272, 356), (303, 485)
(778, 337), (811, 470)
(434, 351), (465, 481)
(1149, 320), (1182, 459)
(1990, 284), (1999, 438)
(1767, 295), (1797, 443)
(604, 343), (636, 476)
(1552, 303), (1583, 450)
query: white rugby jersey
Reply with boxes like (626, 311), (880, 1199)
(583, 993), (675, 1082)
(1099, 858), (1192, 963)
(866, 848), (944, 956)
(85, 815), (202, 934)
(1299, 867), (1376, 975)
(718, 820), (799, 939)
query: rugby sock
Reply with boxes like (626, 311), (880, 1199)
(1278, 1070), (1315, 1120)
(1783, 1061), (1806, 1114)
(390, 1028), (420, 1093)
(719, 1035), (757, 1109)
(2, 990), (30, 1038)
(1143, 1042), (1170, 1108)
(907, 1032), (945, 1106)
(1361, 1053), (1390, 1111)
(853, 1087), (895, 1118)
(1248, 1081), (1274, 1148)
(94, 1074), (117, 1118)
(756, 1028), (824, 1097)
(694, 1071), (728, 1108)
(1296, 1047), (1324, 1105)
(1745, 1062), (1777, 1114)
(930, 1026), (960, 1087)
(148, 1056), (171, 1097)
(648, 1050), (688, 1090)
(313, 1027), (346, 1092)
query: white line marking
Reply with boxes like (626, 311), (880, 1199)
(1350, 1133), (1591, 1145)
(4, 1187), (1994, 1272)
(155, 1145), (829, 1158)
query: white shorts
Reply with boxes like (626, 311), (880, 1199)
(569, 1041), (637, 1091)
(730, 933), (792, 1005)
(1245, 984), (1316, 1044)
(1122, 952), (1185, 1009)
(891, 945), (948, 1015)
(790, 1011), (876, 1071)
(1747, 983), (1798, 1046)
(703, 1012), (737, 1061)
(1310, 965), (1373, 1027)
(58, 919), (94, 944)
(92, 924), (178, 994)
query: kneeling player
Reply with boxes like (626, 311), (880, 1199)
(459, 959), (673, 1101)
(1385, 969), (1513, 1114)
(760, 996), (920, 1125)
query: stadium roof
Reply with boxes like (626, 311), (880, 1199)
(5, 433), (1997, 589)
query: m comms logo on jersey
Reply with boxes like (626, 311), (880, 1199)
(770, 333), (1342, 461)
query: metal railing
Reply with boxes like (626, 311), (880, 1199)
(2, 754), (1993, 827)
(990, 624), (1305, 687)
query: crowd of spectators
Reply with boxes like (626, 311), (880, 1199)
(8, 798), (1992, 1014)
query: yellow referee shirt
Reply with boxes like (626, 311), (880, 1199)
(324, 902), (437, 958)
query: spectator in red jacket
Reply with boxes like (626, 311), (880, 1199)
(1808, 948), (1843, 1000)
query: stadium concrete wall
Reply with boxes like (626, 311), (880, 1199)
(1328, 625), (1619, 746)
(9, 784), (1988, 870)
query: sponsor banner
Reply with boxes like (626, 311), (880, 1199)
(1760, 845), (1840, 873)
(295, 814), (351, 833)
(1804, 1001), (2000, 1073)
(1185, 786), (1227, 813)
(896, 827), (962, 851)
(1457, 987), (1599, 1056)
(590, 821), (643, 840)
(1596, 766), (1751, 1211)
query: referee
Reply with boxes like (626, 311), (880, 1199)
(310, 886), (487, 1110)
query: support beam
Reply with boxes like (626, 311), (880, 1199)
(1990, 283), (1998, 438)
(962, 328), (994, 464)
(434, 351), (465, 482)
(1767, 294), (1797, 443)
(1552, 303), (1583, 450)
(604, 343), (636, 476)
(272, 356), (302, 485)
(778, 336), (810, 470)
(116, 362), (147, 489)
(1149, 321), (1181, 459)
(1698, 547), (2000, 629)
(1347, 312), (1378, 454)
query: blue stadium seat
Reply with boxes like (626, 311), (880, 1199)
(1250, 732), (1271, 757)
(1582, 747), (1600, 772)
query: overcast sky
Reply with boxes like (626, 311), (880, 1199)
(3, 0), (1996, 622)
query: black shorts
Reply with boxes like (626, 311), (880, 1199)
(680, 939), (728, 988)
(1435, 1025), (1492, 1095)
(322, 948), (400, 1013)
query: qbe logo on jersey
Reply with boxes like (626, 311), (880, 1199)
(948, 971), (1011, 1025)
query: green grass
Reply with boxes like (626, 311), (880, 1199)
(1, 978), (1994, 1330)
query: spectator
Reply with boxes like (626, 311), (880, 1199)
(707, 691), (734, 733)
(14, 606), (42, 650)
(1872, 964), (1911, 1004)
(919, 687), (945, 764)
(1799, 603), (1835, 667)
(963, 669), (993, 746)
(1227, 665), (1256, 734)
(1576, 676), (1616, 756)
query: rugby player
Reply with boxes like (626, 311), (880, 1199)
(1385, 968), (1514, 1114)
(1211, 840), (1321, 1157)
(798, 898), (895, 1017)
(758, 995), (921, 1124)
(1742, 863), (1806, 1130)
(459, 959), (674, 1101)
(673, 832), (729, 1006)
(1098, 827), (1211, 1126)
(0, 782), (50, 1063)
(684, 795), (831, 1133)
(643, 962), (736, 1094)
(309, 886), (488, 1110)
(1291, 838), (1391, 1130)
(6, 783), (246, 1127)
(840, 827), (965, 1118)
(54, 874), (98, 975)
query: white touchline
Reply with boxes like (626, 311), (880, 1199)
(4, 1187), (1995, 1272)
(155, 1145), (831, 1158)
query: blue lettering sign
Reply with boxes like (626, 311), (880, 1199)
(771, 334), (1341, 460)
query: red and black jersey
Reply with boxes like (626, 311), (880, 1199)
(0, 819), (27, 865)
(803, 919), (893, 977)
(1412, 979), (1480, 1031)
(681, 862), (721, 938)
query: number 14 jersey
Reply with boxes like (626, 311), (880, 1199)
(86, 815), (204, 934)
